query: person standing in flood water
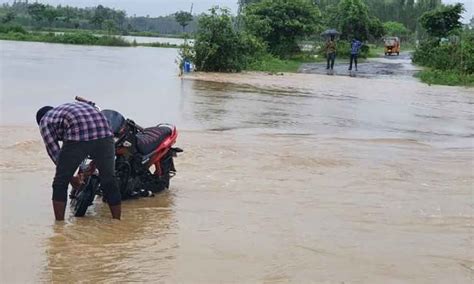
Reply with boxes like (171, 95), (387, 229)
(325, 36), (337, 71)
(349, 38), (362, 71)
(36, 102), (121, 221)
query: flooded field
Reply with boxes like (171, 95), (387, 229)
(1, 40), (473, 283)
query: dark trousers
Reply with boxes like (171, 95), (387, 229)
(326, 52), (336, 70)
(349, 54), (358, 70)
(52, 137), (121, 206)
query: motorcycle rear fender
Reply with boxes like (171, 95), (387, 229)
(142, 127), (180, 175)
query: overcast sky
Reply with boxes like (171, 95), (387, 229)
(1, 0), (472, 22)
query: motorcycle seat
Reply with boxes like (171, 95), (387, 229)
(136, 125), (173, 155)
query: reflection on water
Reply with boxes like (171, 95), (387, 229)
(1, 40), (473, 283)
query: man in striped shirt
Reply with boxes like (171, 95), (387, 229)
(36, 102), (121, 221)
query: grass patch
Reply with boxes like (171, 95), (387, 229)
(138, 42), (181, 48)
(415, 69), (474, 87)
(0, 29), (180, 48)
(367, 45), (385, 57)
(247, 53), (318, 73)
(129, 31), (189, 39)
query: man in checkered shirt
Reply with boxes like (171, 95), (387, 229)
(36, 102), (121, 221)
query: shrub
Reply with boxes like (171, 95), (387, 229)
(420, 3), (464, 38)
(243, 0), (320, 58)
(5, 31), (29, 40)
(413, 30), (474, 74)
(0, 24), (27, 34)
(192, 7), (263, 72)
(57, 32), (98, 44)
(416, 70), (474, 86)
(96, 35), (131, 46)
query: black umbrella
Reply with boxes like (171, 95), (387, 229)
(321, 29), (340, 37)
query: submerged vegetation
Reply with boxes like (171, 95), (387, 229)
(0, 24), (181, 48)
(0, 26), (127, 46)
(0, 28), (130, 46)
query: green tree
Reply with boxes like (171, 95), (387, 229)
(91, 5), (108, 28)
(383, 21), (409, 36)
(420, 3), (464, 38)
(193, 7), (263, 72)
(350, 0), (441, 37)
(1, 11), (16, 24)
(27, 3), (46, 23)
(368, 16), (385, 40)
(243, 0), (320, 57)
(103, 19), (117, 34)
(333, 0), (372, 41)
(43, 6), (58, 26)
(114, 10), (126, 31)
(238, 0), (261, 14)
(174, 11), (193, 32)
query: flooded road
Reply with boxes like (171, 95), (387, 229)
(1, 40), (474, 283)
(299, 52), (421, 79)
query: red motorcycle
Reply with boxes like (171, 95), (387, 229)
(70, 97), (183, 216)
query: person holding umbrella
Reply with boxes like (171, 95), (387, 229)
(325, 35), (337, 71)
(322, 29), (339, 73)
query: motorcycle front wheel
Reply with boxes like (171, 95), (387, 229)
(73, 176), (99, 217)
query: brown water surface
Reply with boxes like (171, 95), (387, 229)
(1, 40), (473, 283)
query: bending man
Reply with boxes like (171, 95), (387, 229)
(36, 101), (121, 221)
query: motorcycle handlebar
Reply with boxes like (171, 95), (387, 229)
(75, 96), (95, 106)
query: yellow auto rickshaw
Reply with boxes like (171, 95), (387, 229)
(384, 37), (400, 56)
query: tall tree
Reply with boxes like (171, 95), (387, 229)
(238, 0), (261, 14)
(91, 5), (107, 28)
(103, 19), (117, 34)
(1, 11), (16, 24)
(420, 3), (464, 38)
(174, 11), (193, 32)
(43, 6), (57, 26)
(332, 0), (372, 40)
(27, 3), (46, 23)
(244, 0), (320, 57)
(193, 7), (251, 72)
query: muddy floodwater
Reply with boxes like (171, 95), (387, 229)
(1, 40), (473, 283)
